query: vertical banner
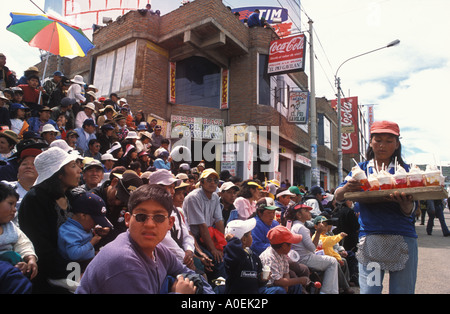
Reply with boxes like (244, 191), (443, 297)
(220, 68), (229, 110)
(367, 104), (375, 133)
(332, 96), (359, 154)
(287, 90), (309, 124)
(169, 62), (176, 104)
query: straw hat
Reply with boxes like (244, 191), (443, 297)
(34, 147), (80, 185)
(0, 130), (19, 145)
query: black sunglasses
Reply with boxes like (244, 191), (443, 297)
(132, 213), (168, 224)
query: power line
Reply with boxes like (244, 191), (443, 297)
(29, 0), (46, 14)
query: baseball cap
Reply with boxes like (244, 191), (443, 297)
(267, 225), (302, 245)
(288, 186), (304, 196)
(83, 119), (97, 128)
(225, 218), (256, 240)
(276, 188), (296, 198)
(256, 197), (279, 210)
(101, 153), (118, 161)
(313, 215), (332, 225)
(310, 186), (326, 196)
(370, 120), (400, 136)
(83, 158), (104, 172)
(219, 181), (239, 193)
(148, 169), (181, 186)
(199, 168), (219, 180)
(10, 103), (28, 111)
(70, 192), (113, 228)
(116, 170), (143, 204)
(175, 173), (189, 181)
(246, 181), (263, 190)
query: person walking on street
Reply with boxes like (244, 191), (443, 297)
(335, 120), (418, 294)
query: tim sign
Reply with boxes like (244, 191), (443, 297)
(268, 34), (306, 75)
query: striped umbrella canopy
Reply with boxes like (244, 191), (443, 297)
(7, 12), (95, 57)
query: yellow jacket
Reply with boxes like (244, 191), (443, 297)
(314, 232), (344, 261)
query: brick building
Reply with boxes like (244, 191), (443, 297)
(37, 0), (344, 189)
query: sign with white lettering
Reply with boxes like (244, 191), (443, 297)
(268, 34), (306, 75)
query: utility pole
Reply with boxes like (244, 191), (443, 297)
(308, 19), (320, 187)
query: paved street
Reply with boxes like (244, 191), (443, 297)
(380, 207), (450, 294)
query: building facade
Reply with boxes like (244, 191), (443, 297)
(37, 0), (347, 190)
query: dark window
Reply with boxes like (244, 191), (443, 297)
(175, 56), (221, 108)
(258, 54), (271, 106)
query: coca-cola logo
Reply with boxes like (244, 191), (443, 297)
(341, 101), (354, 126)
(270, 35), (304, 55)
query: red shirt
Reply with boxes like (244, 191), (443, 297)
(18, 84), (40, 104)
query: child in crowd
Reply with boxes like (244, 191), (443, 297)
(313, 215), (354, 294)
(259, 225), (307, 294)
(313, 215), (347, 263)
(224, 218), (284, 294)
(0, 182), (38, 280)
(57, 192), (112, 269)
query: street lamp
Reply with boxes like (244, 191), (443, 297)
(335, 39), (400, 183)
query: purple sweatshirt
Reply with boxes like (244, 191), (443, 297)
(76, 231), (213, 294)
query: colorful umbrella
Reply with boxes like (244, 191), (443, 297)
(7, 12), (95, 57)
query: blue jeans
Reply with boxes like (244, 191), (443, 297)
(426, 201), (450, 236)
(358, 236), (418, 294)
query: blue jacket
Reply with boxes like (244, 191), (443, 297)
(339, 160), (417, 238)
(153, 158), (171, 170)
(247, 12), (262, 27)
(27, 118), (57, 134)
(250, 215), (279, 256)
(75, 127), (96, 153)
(57, 218), (95, 262)
(224, 237), (263, 294)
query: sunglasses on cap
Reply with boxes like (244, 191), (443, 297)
(132, 213), (168, 224)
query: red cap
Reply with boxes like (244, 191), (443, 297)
(267, 225), (302, 245)
(370, 121), (400, 136)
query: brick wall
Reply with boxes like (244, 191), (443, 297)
(35, 0), (314, 158)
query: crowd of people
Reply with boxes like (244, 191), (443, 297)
(0, 53), (440, 295)
(0, 54), (361, 294)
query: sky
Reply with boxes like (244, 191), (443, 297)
(1, 0), (449, 166)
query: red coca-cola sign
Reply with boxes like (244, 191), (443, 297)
(268, 34), (306, 75)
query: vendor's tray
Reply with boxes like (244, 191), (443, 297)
(344, 186), (448, 203)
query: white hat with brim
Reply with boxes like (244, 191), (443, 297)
(34, 147), (80, 186)
(71, 75), (85, 85)
(40, 123), (61, 136)
(148, 169), (181, 187)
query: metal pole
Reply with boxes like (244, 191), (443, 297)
(336, 77), (343, 183)
(308, 19), (319, 187)
(335, 39), (400, 183)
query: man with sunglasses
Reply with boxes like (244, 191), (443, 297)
(182, 168), (227, 284)
(76, 184), (214, 294)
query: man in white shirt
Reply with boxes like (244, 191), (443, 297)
(304, 185), (326, 217)
(75, 102), (96, 129)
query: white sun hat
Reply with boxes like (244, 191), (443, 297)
(40, 123), (61, 136)
(34, 147), (80, 186)
(71, 75), (85, 85)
